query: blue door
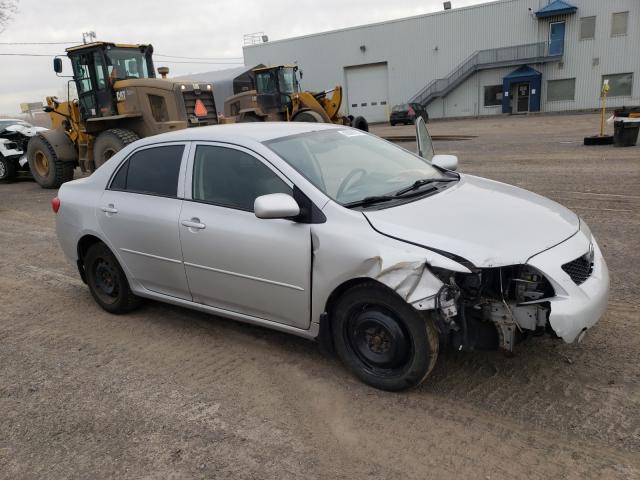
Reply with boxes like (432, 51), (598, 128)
(549, 21), (566, 55)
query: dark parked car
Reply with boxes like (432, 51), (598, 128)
(390, 103), (428, 126)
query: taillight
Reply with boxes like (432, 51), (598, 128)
(408, 106), (415, 116)
(51, 197), (60, 213)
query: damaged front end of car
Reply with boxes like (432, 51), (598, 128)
(429, 264), (556, 353)
(420, 226), (609, 353)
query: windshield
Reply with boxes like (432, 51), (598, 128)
(105, 48), (151, 81)
(256, 70), (277, 94)
(392, 104), (409, 112)
(265, 129), (445, 205)
(278, 67), (297, 94)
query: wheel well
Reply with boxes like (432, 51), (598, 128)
(76, 234), (104, 283)
(318, 277), (389, 353)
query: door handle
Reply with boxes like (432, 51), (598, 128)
(181, 218), (206, 230)
(101, 204), (118, 214)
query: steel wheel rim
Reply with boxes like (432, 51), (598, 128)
(33, 150), (49, 177)
(345, 306), (412, 375)
(93, 257), (120, 304)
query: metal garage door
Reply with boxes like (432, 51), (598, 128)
(345, 63), (389, 123)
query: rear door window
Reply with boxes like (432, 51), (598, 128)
(110, 145), (185, 197)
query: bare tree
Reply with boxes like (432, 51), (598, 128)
(0, 0), (19, 34)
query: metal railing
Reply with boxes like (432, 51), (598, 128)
(410, 42), (560, 106)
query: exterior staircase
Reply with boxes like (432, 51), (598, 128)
(410, 42), (562, 107)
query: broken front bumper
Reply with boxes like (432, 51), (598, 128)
(527, 231), (609, 343)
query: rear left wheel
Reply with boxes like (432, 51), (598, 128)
(331, 282), (439, 391)
(84, 242), (142, 314)
(351, 115), (369, 132)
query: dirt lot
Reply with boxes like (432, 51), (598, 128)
(1, 113), (639, 479)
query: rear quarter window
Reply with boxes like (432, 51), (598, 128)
(109, 145), (184, 197)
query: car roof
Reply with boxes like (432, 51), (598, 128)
(136, 121), (344, 146)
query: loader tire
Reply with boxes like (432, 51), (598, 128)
(293, 110), (324, 123)
(0, 155), (17, 182)
(94, 128), (140, 169)
(352, 116), (369, 132)
(27, 135), (75, 189)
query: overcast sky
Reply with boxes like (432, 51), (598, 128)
(0, 0), (488, 115)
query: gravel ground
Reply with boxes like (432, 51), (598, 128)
(1, 113), (639, 479)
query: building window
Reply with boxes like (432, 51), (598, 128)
(547, 78), (576, 102)
(603, 73), (633, 97)
(580, 16), (596, 40)
(483, 85), (503, 106)
(611, 12), (628, 36)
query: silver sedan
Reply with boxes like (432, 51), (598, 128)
(54, 120), (609, 391)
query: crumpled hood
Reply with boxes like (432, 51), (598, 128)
(363, 175), (579, 267)
(4, 124), (46, 137)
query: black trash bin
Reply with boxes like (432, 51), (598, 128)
(613, 120), (640, 147)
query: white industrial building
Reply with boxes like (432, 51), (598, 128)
(242, 0), (639, 122)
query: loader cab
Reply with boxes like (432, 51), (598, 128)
(255, 65), (299, 114)
(64, 42), (155, 121)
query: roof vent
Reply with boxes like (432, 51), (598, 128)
(443, 1), (452, 10)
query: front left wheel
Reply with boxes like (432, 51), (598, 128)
(293, 110), (324, 122)
(331, 282), (439, 391)
(84, 242), (142, 314)
(27, 135), (75, 188)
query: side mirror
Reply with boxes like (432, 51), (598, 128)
(432, 154), (458, 171)
(53, 57), (63, 74)
(415, 116), (434, 161)
(254, 193), (300, 219)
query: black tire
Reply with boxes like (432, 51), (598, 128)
(352, 116), (369, 132)
(584, 135), (614, 146)
(293, 110), (324, 122)
(27, 135), (75, 188)
(390, 122), (396, 126)
(93, 128), (139, 169)
(331, 282), (439, 391)
(84, 242), (142, 314)
(0, 155), (17, 182)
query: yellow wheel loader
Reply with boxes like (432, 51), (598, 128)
(28, 42), (217, 188)
(223, 65), (368, 131)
